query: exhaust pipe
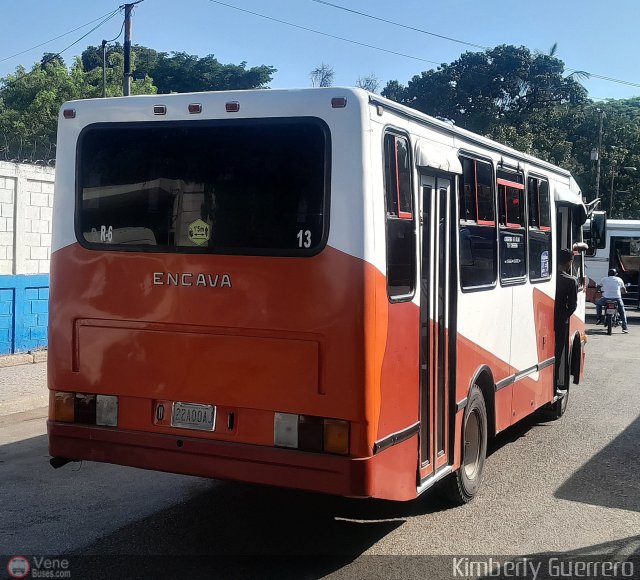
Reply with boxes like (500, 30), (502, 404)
(49, 456), (78, 469)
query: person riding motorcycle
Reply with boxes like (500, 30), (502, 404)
(595, 268), (629, 333)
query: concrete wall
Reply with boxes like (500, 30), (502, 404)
(0, 161), (55, 275)
(0, 162), (54, 354)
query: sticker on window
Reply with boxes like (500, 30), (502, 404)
(541, 251), (549, 277)
(188, 219), (211, 246)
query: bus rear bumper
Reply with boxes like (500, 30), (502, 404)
(48, 421), (375, 498)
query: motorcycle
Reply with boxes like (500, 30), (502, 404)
(604, 299), (620, 335)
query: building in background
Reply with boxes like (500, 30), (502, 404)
(0, 161), (54, 355)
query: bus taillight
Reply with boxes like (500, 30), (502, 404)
(53, 392), (118, 427)
(274, 412), (349, 455)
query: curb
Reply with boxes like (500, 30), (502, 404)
(0, 394), (49, 417)
(0, 350), (47, 368)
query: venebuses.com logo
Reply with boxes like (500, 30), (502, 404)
(7, 556), (71, 578)
(7, 557), (30, 579)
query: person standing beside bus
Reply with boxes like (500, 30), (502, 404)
(595, 268), (629, 333)
(555, 249), (578, 394)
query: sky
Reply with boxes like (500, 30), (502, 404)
(0, 0), (639, 101)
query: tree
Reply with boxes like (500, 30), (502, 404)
(356, 73), (379, 93)
(81, 45), (276, 94)
(310, 63), (334, 88)
(382, 45), (588, 135)
(0, 59), (82, 160)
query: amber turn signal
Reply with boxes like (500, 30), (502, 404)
(54, 392), (75, 423)
(323, 419), (350, 455)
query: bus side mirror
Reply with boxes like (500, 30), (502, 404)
(590, 211), (607, 249)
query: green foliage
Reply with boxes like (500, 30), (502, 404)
(383, 45), (588, 133)
(81, 45), (276, 94)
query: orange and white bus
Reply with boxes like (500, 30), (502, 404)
(48, 88), (588, 502)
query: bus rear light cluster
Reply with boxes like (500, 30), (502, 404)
(274, 412), (349, 455)
(54, 392), (118, 427)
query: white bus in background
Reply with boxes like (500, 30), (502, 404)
(585, 218), (640, 307)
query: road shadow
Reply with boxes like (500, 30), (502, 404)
(555, 414), (640, 512)
(473, 535), (640, 580)
(68, 480), (414, 579)
(487, 410), (552, 457)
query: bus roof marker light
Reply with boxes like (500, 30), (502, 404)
(63, 109), (76, 119)
(225, 101), (240, 113)
(153, 105), (167, 115)
(188, 103), (202, 114)
(331, 97), (347, 108)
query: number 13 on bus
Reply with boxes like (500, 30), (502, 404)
(48, 88), (590, 503)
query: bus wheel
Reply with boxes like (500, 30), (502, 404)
(441, 385), (487, 505)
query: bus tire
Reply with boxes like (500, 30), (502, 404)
(441, 385), (487, 505)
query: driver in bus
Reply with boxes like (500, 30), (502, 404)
(595, 268), (629, 333)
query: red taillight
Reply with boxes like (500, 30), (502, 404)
(331, 97), (347, 108)
(153, 105), (166, 115)
(63, 109), (76, 119)
(188, 103), (202, 114)
(225, 101), (240, 113)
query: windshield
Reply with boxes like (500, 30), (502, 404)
(77, 118), (329, 255)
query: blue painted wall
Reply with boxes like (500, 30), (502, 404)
(0, 275), (49, 355)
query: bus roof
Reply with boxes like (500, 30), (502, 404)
(60, 86), (576, 184)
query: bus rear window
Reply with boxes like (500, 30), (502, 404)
(78, 119), (329, 255)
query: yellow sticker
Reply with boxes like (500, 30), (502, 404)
(188, 219), (211, 246)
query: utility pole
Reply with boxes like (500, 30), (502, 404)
(609, 160), (617, 218)
(122, 1), (143, 96)
(101, 40), (107, 98)
(595, 108), (605, 202)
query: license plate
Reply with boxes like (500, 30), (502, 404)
(606, 307), (617, 315)
(171, 402), (216, 431)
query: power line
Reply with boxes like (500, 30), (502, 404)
(0, 9), (121, 91)
(0, 8), (122, 64)
(312, 0), (640, 91)
(311, 0), (488, 51)
(208, 0), (442, 66)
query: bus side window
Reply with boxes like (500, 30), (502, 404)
(528, 177), (552, 281)
(458, 156), (497, 289)
(384, 132), (415, 300)
(497, 170), (526, 282)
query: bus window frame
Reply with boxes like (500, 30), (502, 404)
(527, 173), (553, 284)
(73, 117), (333, 258)
(497, 170), (527, 286)
(458, 152), (498, 293)
(382, 126), (416, 303)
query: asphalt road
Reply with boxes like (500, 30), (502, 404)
(0, 306), (638, 579)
